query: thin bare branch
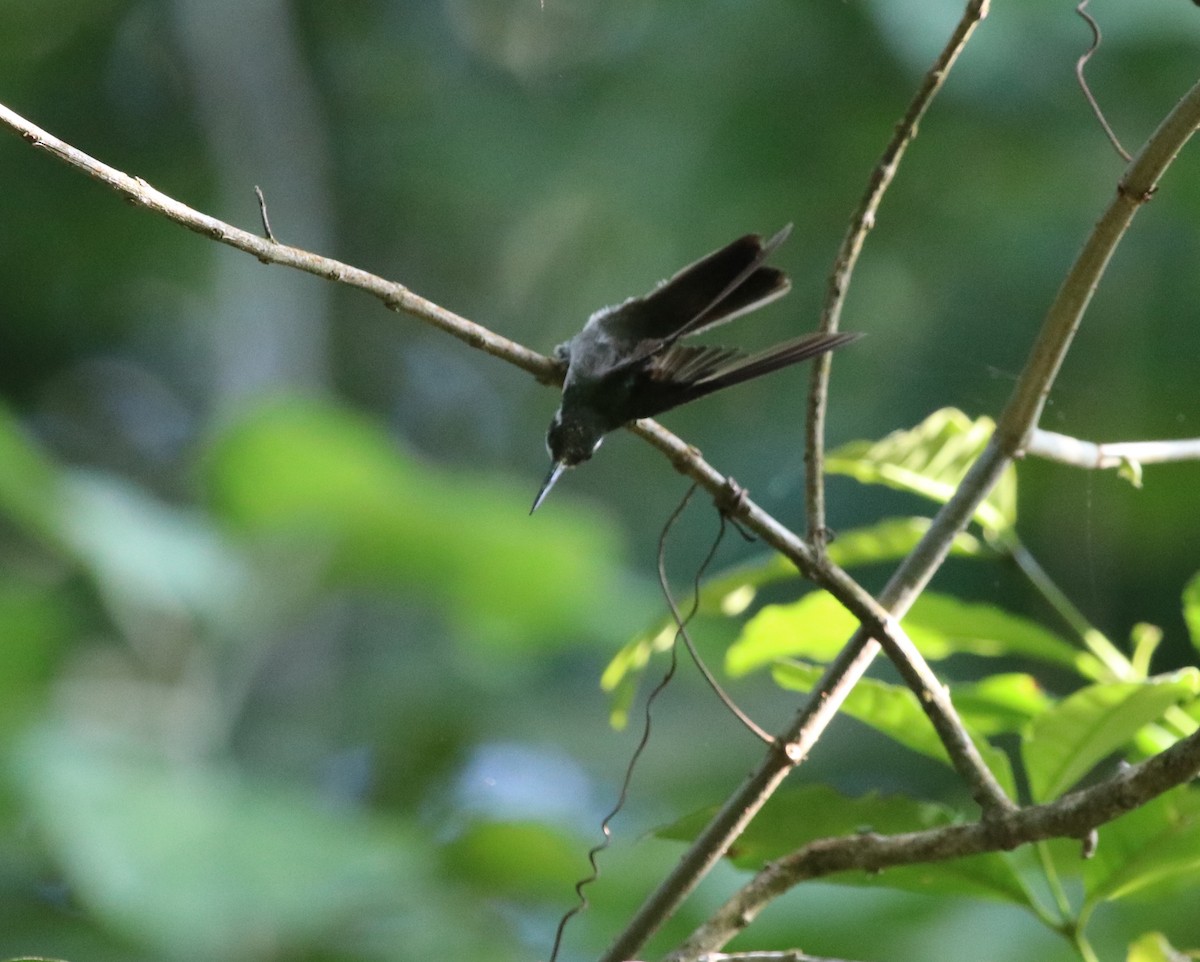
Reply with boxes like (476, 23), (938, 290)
(805, 0), (990, 547)
(0, 102), (558, 384)
(6, 83), (1200, 962)
(1026, 429), (1200, 470)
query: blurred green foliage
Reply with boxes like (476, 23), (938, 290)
(1, 2), (1198, 961)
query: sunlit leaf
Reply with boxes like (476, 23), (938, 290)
(826, 408), (1016, 535)
(771, 661), (1016, 797)
(1023, 672), (1200, 802)
(1183, 571), (1200, 655)
(1126, 930), (1190, 962)
(658, 785), (1032, 904)
(728, 593), (859, 672)
(1083, 787), (1200, 907)
(949, 673), (1052, 735)
(728, 590), (1086, 677)
(1130, 622), (1163, 679)
(826, 516), (992, 568)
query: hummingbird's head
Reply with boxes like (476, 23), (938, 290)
(530, 409), (606, 513)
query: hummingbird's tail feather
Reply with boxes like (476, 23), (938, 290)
(697, 331), (863, 392)
(616, 225), (793, 342)
(635, 331), (862, 419)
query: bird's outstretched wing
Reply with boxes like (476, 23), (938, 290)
(604, 226), (793, 344)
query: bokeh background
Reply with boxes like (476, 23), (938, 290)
(0, 1), (1198, 960)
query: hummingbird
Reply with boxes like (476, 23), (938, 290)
(530, 224), (862, 512)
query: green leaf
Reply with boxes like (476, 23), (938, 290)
(0, 403), (66, 547)
(443, 820), (583, 901)
(949, 673), (1054, 735)
(728, 592), (859, 672)
(1083, 787), (1200, 907)
(203, 397), (651, 651)
(658, 785), (1032, 905)
(0, 579), (74, 738)
(728, 590), (1086, 677)
(1116, 457), (1144, 489)
(1126, 930), (1190, 962)
(1183, 571), (1200, 655)
(59, 469), (253, 634)
(826, 408), (1017, 536)
(771, 661), (1016, 797)
(1130, 622), (1163, 679)
(1023, 672), (1200, 802)
(12, 728), (421, 959)
(826, 517), (993, 568)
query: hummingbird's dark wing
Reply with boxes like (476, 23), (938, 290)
(605, 225), (793, 344)
(630, 331), (862, 419)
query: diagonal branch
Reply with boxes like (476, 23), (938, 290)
(805, 0), (991, 547)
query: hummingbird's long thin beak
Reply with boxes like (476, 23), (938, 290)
(530, 461), (567, 514)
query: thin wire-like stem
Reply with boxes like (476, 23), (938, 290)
(658, 493), (774, 745)
(1003, 535), (1129, 679)
(1075, 0), (1132, 162)
(805, 0), (991, 546)
(547, 492), (700, 962)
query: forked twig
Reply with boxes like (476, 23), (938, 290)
(254, 185), (277, 242)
